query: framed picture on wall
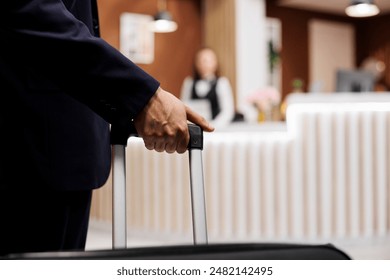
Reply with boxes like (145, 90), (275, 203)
(120, 12), (154, 64)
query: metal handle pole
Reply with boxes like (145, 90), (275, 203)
(189, 149), (208, 245)
(112, 144), (127, 249)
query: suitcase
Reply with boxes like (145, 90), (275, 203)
(7, 123), (351, 260)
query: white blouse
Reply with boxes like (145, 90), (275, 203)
(180, 76), (235, 128)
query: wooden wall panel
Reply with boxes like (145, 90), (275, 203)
(203, 0), (237, 106)
(96, 0), (202, 97)
(309, 20), (355, 92)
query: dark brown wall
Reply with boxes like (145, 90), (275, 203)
(266, 0), (353, 100)
(355, 15), (390, 90)
(97, 0), (202, 97)
(266, 0), (390, 99)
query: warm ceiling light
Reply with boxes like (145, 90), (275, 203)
(345, 0), (380, 18)
(150, 0), (178, 33)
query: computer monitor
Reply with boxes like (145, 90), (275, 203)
(335, 69), (374, 93)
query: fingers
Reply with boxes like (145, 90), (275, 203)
(143, 134), (188, 154)
(133, 87), (213, 154)
(186, 105), (215, 132)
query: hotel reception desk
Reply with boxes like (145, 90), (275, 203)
(90, 93), (390, 244)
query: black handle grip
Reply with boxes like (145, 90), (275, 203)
(110, 122), (203, 150)
(187, 123), (203, 150)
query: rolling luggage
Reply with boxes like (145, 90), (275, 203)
(7, 123), (351, 260)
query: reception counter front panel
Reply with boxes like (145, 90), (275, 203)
(90, 93), (390, 244)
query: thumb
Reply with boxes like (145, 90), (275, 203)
(185, 105), (215, 132)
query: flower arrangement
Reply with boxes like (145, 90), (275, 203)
(247, 86), (281, 112)
(247, 86), (281, 122)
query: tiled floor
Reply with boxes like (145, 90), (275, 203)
(340, 242), (390, 260)
(85, 220), (390, 260)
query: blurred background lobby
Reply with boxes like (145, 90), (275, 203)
(86, 0), (390, 259)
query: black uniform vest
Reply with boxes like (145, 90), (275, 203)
(191, 79), (221, 119)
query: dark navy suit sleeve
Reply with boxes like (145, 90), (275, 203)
(1, 0), (160, 123)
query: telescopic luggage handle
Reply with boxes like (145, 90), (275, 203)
(110, 123), (208, 249)
(110, 122), (204, 149)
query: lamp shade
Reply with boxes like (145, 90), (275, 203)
(150, 10), (178, 33)
(345, 0), (380, 17)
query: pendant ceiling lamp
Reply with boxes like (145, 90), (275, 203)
(150, 0), (178, 33)
(345, 0), (380, 18)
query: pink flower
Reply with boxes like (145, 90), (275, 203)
(247, 86), (281, 111)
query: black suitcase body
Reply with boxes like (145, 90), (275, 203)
(7, 124), (351, 260)
(13, 243), (350, 260)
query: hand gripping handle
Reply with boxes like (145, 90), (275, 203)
(110, 121), (203, 150)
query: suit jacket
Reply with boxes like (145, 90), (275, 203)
(0, 0), (160, 191)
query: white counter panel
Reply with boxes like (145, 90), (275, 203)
(91, 93), (390, 244)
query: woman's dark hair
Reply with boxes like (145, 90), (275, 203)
(192, 46), (220, 81)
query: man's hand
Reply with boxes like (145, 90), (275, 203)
(133, 87), (214, 154)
